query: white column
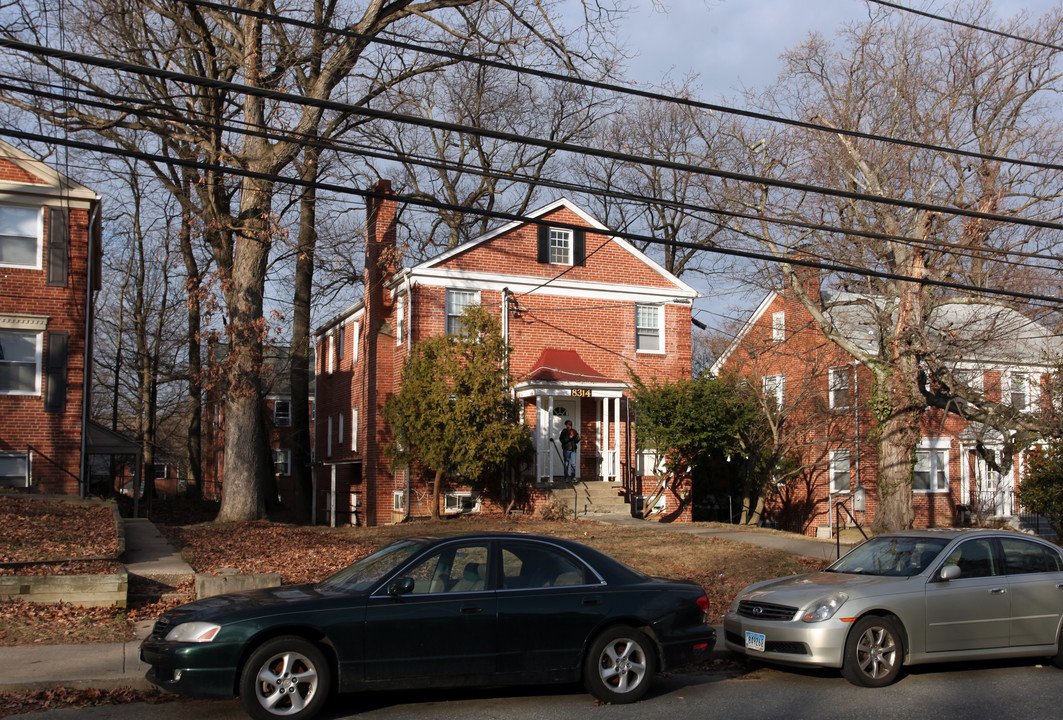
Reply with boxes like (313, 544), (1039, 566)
(329, 464), (337, 528)
(603, 396), (611, 480)
(548, 395), (556, 481)
(613, 396), (621, 483)
(535, 395), (544, 480)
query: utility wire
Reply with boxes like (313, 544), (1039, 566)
(3, 124), (1060, 309)
(3, 36), (1063, 237)
(5, 76), (1060, 274)
(867, 0), (1063, 52)
(182, 0), (1063, 175)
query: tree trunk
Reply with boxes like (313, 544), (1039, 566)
(289, 147), (319, 523)
(871, 251), (926, 534)
(179, 173), (203, 501)
(431, 468), (443, 520)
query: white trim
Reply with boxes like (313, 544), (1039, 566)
(0, 314), (49, 331)
(416, 197), (698, 297)
(351, 407), (358, 452)
(0, 327), (43, 395)
(0, 204), (44, 270)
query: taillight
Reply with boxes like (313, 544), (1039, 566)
(696, 594), (709, 613)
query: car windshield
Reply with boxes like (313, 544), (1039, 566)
(317, 539), (427, 592)
(827, 536), (950, 577)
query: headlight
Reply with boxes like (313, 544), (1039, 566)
(801, 592), (848, 623)
(165, 621), (222, 643)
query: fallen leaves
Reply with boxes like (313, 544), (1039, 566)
(0, 598), (133, 646)
(0, 686), (175, 716)
(0, 497), (119, 573)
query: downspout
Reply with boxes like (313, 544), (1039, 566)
(852, 360), (860, 514)
(403, 271), (413, 521)
(79, 199), (101, 498)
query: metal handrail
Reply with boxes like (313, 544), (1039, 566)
(835, 497), (869, 559)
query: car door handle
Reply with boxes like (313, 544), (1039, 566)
(582, 598), (601, 606)
(1057, 583), (1063, 589)
(460, 605), (483, 614)
(989, 587), (1007, 594)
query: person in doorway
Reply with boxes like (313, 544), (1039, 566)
(559, 420), (580, 481)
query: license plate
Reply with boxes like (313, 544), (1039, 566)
(744, 631), (766, 652)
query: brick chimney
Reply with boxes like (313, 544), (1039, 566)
(366, 179), (397, 292)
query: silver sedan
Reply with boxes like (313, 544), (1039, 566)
(724, 528), (1063, 686)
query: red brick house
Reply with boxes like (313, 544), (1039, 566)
(0, 140), (101, 493)
(712, 284), (1063, 536)
(313, 181), (698, 526)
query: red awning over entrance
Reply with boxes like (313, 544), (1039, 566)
(519, 349), (620, 385)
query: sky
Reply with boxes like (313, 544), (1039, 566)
(611, 0), (1062, 329)
(620, 0), (1061, 97)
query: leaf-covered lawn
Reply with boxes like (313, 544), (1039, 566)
(0, 496), (120, 573)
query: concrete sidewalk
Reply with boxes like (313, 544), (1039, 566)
(0, 517), (192, 693)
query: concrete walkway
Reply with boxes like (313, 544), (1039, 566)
(0, 518), (194, 693)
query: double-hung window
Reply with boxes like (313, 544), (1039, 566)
(913, 441), (949, 492)
(829, 450), (851, 493)
(635, 304), (662, 352)
(0, 328), (42, 395)
(763, 374), (785, 411)
(0, 205), (42, 269)
(1008, 371), (1037, 412)
(772, 311), (785, 343)
(829, 366), (850, 409)
(273, 449), (291, 476)
(273, 399), (292, 427)
(549, 228), (572, 265)
(446, 289), (477, 335)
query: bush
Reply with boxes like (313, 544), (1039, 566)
(1017, 442), (1063, 537)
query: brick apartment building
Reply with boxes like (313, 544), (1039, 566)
(713, 282), (1063, 536)
(313, 181), (699, 526)
(0, 140), (101, 493)
(202, 345), (314, 506)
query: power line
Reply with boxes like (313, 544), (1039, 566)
(3, 124), (1060, 310)
(182, 0), (1063, 175)
(5, 73), (1062, 272)
(867, 0), (1063, 52)
(4, 35), (1063, 239)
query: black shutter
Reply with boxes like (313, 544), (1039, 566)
(47, 207), (69, 288)
(574, 229), (586, 266)
(537, 224), (549, 263)
(44, 331), (68, 413)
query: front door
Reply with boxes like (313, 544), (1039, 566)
(975, 448), (1014, 517)
(538, 398), (580, 480)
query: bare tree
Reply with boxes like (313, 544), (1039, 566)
(726, 1), (1063, 531)
(1, 0), (622, 521)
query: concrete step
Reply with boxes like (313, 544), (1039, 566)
(547, 482), (629, 516)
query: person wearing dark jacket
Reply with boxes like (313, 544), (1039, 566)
(559, 420), (580, 481)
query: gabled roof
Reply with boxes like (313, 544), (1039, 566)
(414, 197), (698, 299)
(712, 289), (1063, 375)
(0, 139), (99, 208)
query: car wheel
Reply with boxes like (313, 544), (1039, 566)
(239, 636), (331, 720)
(841, 615), (904, 687)
(583, 625), (656, 704)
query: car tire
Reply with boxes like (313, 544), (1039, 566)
(1052, 628), (1063, 669)
(841, 615), (904, 687)
(239, 635), (331, 720)
(583, 625), (656, 704)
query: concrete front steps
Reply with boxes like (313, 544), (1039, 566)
(546, 480), (629, 517)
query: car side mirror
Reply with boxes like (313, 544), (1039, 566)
(388, 577), (415, 597)
(939, 564), (960, 581)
